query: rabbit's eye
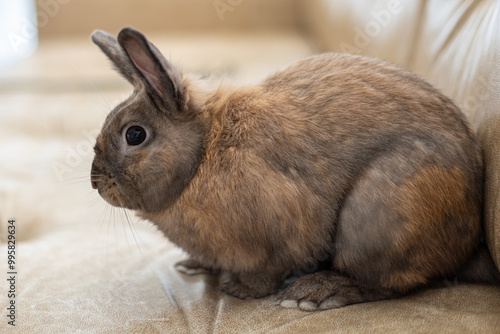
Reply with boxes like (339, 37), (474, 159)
(126, 126), (147, 146)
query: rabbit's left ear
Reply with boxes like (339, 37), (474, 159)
(117, 27), (184, 114)
(91, 29), (138, 85)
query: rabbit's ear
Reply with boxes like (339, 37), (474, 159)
(91, 30), (137, 84)
(117, 27), (183, 114)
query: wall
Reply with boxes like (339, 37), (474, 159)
(35, 0), (301, 38)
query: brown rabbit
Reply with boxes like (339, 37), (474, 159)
(90, 27), (499, 311)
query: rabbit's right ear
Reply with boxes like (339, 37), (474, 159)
(91, 30), (137, 84)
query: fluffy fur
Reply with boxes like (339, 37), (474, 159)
(90, 27), (497, 311)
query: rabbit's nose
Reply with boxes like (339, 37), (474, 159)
(90, 161), (101, 189)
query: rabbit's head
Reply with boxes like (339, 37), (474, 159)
(90, 27), (205, 212)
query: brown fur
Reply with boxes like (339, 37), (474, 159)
(90, 27), (493, 311)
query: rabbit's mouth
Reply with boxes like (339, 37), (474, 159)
(92, 172), (124, 207)
(93, 175), (142, 210)
(97, 182), (125, 207)
(91, 161), (140, 210)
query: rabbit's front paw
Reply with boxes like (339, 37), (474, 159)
(175, 258), (216, 275)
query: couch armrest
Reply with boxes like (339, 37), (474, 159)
(478, 47), (500, 268)
(481, 115), (500, 269)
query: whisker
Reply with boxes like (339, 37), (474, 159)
(85, 195), (102, 209)
(60, 179), (92, 186)
(104, 204), (112, 265)
(82, 189), (102, 205)
(112, 206), (117, 239)
(52, 172), (103, 186)
(123, 208), (154, 273)
(64, 175), (92, 180)
(120, 208), (131, 249)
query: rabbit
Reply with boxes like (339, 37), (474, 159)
(90, 27), (499, 311)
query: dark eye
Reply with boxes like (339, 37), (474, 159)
(125, 126), (147, 146)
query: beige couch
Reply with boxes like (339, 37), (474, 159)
(1, 0), (499, 332)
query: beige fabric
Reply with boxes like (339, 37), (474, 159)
(1, 1), (499, 333)
(475, 5), (500, 268)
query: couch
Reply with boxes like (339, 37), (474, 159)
(1, 0), (499, 332)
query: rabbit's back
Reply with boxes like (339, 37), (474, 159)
(263, 53), (474, 145)
(235, 53), (483, 195)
